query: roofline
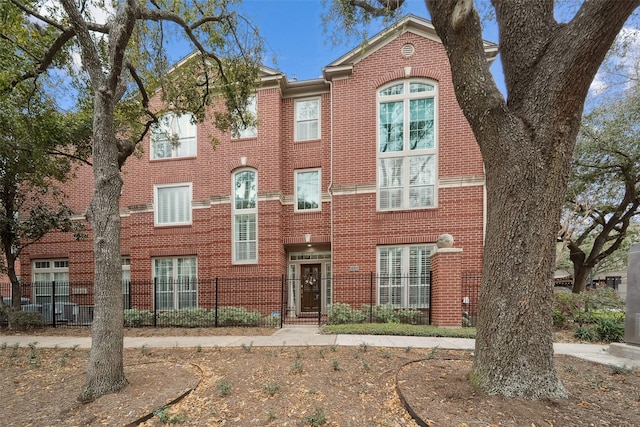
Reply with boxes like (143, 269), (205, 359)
(323, 14), (499, 81)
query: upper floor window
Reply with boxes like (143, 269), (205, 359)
(233, 169), (257, 263)
(295, 169), (321, 211)
(151, 113), (197, 159)
(232, 94), (257, 139)
(295, 98), (320, 141)
(378, 80), (437, 210)
(155, 183), (192, 226)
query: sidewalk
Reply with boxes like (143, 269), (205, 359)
(2, 326), (639, 369)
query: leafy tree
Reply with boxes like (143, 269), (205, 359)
(4, 0), (263, 401)
(329, 0), (638, 398)
(0, 87), (91, 327)
(558, 88), (640, 293)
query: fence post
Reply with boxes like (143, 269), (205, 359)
(317, 273), (322, 326)
(214, 277), (219, 328)
(369, 272), (374, 323)
(51, 280), (56, 328)
(428, 272), (433, 325)
(127, 281), (132, 310)
(153, 278), (157, 328)
(280, 275), (285, 328)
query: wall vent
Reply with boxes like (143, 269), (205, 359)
(401, 43), (415, 57)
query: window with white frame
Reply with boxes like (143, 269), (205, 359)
(32, 259), (69, 305)
(295, 169), (321, 211)
(151, 112), (197, 159)
(155, 183), (192, 226)
(122, 257), (131, 309)
(233, 169), (257, 263)
(232, 94), (257, 139)
(378, 80), (437, 210)
(295, 98), (320, 141)
(377, 245), (433, 308)
(153, 257), (197, 310)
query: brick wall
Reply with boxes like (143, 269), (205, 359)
(19, 17), (484, 316)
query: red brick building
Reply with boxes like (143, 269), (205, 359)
(19, 16), (496, 324)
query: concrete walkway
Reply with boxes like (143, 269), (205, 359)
(2, 326), (639, 369)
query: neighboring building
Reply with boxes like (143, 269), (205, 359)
(19, 16), (497, 322)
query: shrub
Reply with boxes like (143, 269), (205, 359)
(574, 326), (597, 342)
(158, 308), (211, 327)
(595, 318), (624, 343)
(553, 287), (625, 328)
(327, 303), (365, 324)
(123, 309), (154, 327)
(10, 311), (44, 330)
(217, 306), (262, 327)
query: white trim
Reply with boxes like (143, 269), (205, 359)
(150, 112), (197, 160)
(294, 97), (321, 142)
(232, 169), (258, 264)
(377, 79), (439, 211)
(294, 168), (322, 212)
(231, 94), (258, 139)
(154, 182), (193, 227)
(376, 244), (434, 308)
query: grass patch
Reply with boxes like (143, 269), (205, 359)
(322, 323), (476, 338)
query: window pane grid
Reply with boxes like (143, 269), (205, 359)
(378, 246), (432, 308)
(378, 80), (437, 211)
(296, 99), (320, 141)
(153, 257), (197, 310)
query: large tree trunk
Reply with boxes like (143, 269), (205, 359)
(426, 0), (638, 398)
(78, 91), (127, 403)
(473, 126), (568, 398)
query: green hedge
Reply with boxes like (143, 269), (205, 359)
(123, 307), (279, 328)
(327, 303), (426, 325)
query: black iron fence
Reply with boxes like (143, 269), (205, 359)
(1, 272), (449, 329)
(461, 272), (481, 327)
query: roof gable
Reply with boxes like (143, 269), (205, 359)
(323, 14), (498, 80)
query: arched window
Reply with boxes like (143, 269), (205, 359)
(151, 112), (197, 159)
(232, 169), (257, 263)
(377, 80), (437, 210)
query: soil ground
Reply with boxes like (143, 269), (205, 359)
(1, 327), (638, 426)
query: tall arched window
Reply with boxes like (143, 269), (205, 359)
(377, 80), (437, 210)
(232, 169), (257, 263)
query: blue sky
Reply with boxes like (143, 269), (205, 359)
(230, 0), (505, 90)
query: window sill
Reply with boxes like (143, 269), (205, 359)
(150, 156), (197, 162)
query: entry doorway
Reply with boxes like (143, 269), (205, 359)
(300, 264), (321, 312)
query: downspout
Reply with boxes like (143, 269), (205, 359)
(328, 80), (334, 260)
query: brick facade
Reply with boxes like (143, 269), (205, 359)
(19, 16), (493, 321)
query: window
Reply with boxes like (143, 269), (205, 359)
(122, 257), (131, 309)
(233, 169), (257, 263)
(295, 169), (321, 211)
(151, 112), (197, 159)
(378, 80), (437, 210)
(32, 259), (69, 305)
(377, 245), (433, 308)
(233, 94), (257, 139)
(153, 257), (197, 310)
(155, 183), (192, 226)
(295, 98), (320, 141)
